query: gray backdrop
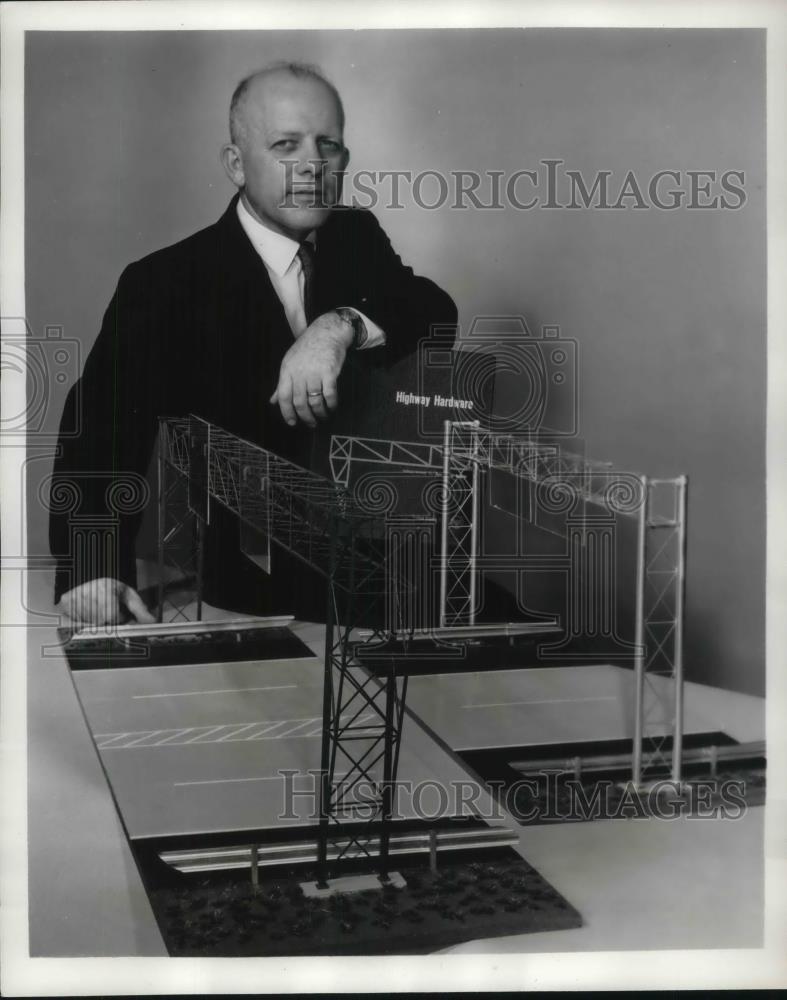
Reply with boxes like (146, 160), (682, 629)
(25, 28), (765, 695)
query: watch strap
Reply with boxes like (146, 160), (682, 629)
(336, 307), (368, 348)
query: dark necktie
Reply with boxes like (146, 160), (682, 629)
(297, 241), (317, 326)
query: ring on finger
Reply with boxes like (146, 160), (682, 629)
(307, 389), (323, 398)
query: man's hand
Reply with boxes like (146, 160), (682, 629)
(58, 577), (155, 626)
(269, 310), (355, 428)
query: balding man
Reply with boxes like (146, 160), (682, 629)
(50, 62), (456, 625)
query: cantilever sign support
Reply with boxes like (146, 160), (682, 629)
(157, 414), (690, 888)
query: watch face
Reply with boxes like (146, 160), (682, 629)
(339, 307), (365, 346)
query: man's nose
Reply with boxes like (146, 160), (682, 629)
(294, 139), (325, 178)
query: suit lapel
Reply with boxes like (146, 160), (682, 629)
(215, 196), (289, 325)
(205, 196), (293, 441)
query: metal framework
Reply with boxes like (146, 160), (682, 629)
(156, 421), (201, 621)
(158, 417), (429, 886)
(330, 423), (689, 786)
(157, 414), (689, 885)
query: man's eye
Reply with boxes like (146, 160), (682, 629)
(319, 140), (341, 153)
(273, 139), (297, 151)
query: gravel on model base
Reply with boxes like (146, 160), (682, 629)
(147, 849), (582, 956)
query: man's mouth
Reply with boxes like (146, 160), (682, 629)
(288, 187), (328, 203)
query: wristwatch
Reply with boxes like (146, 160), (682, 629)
(335, 306), (368, 349)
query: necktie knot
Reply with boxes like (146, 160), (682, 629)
(297, 240), (315, 273)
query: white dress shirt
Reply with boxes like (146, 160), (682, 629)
(236, 197), (385, 347)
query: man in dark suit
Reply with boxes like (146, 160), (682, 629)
(49, 62), (457, 624)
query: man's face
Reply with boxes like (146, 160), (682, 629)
(231, 73), (348, 240)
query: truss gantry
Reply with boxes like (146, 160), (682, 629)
(329, 423), (688, 786)
(158, 413), (689, 880)
(158, 417), (419, 885)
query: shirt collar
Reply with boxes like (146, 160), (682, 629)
(236, 196), (315, 277)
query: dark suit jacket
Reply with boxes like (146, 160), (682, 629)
(49, 195), (457, 613)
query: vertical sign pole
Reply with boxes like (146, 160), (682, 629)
(316, 513), (338, 889)
(631, 475), (649, 787)
(156, 421), (166, 623)
(672, 476), (689, 784)
(439, 420), (451, 628)
(468, 421), (481, 626)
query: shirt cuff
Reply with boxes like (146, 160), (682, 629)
(339, 307), (386, 349)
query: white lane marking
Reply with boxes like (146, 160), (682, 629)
(266, 718), (319, 740)
(132, 684), (298, 699)
(180, 725), (229, 745)
(123, 730), (168, 748)
(415, 665), (615, 682)
(93, 732), (133, 746)
(174, 770), (350, 789)
(461, 696), (619, 709)
(235, 720), (291, 740)
(242, 717), (317, 737)
(173, 776), (283, 787)
(150, 727), (198, 746)
(97, 729), (171, 748)
(96, 711), (381, 750)
(97, 716), (329, 748)
(214, 722), (261, 742)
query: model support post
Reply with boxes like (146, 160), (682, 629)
(671, 475), (689, 783)
(378, 664), (396, 882)
(439, 419), (451, 627)
(195, 515), (205, 623)
(468, 421), (481, 626)
(316, 512), (339, 889)
(156, 420), (166, 623)
(631, 474), (649, 788)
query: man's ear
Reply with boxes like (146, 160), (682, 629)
(220, 143), (245, 188)
(340, 146), (351, 171)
